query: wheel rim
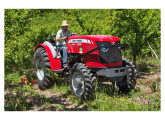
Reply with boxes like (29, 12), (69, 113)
(72, 72), (84, 96)
(35, 57), (44, 81)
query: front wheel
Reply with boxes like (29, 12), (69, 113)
(117, 59), (137, 93)
(69, 63), (96, 100)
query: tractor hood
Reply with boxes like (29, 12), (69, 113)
(69, 35), (120, 43)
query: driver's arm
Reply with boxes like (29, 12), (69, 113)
(56, 30), (67, 41)
(56, 37), (67, 41)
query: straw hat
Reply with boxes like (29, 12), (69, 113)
(61, 20), (69, 26)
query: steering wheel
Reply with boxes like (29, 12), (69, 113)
(66, 33), (75, 39)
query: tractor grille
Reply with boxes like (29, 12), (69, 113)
(96, 41), (122, 64)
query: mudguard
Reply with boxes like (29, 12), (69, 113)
(44, 41), (57, 58)
(35, 44), (62, 71)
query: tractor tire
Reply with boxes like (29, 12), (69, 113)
(117, 59), (137, 93)
(33, 47), (55, 90)
(69, 63), (96, 100)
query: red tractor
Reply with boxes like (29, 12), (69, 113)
(34, 34), (137, 100)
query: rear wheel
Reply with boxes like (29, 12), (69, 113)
(117, 59), (137, 93)
(34, 47), (55, 90)
(69, 63), (96, 100)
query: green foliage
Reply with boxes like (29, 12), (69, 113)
(5, 86), (32, 111)
(25, 69), (36, 85)
(150, 77), (160, 92)
(136, 55), (160, 73)
(150, 80), (156, 92)
(5, 73), (44, 111)
(137, 80), (147, 85)
(5, 72), (23, 89)
(106, 9), (161, 64)
(4, 9), (160, 75)
(5, 9), (40, 42)
(5, 9), (37, 73)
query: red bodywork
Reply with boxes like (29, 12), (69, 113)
(35, 44), (62, 71)
(35, 35), (122, 71)
(67, 35), (122, 68)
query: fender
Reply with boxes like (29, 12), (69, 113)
(35, 44), (62, 71)
(44, 41), (57, 58)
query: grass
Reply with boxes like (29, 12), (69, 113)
(5, 73), (43, 111)
(5, 86), (35, 111)
(51, 80), (161, 111)
(82, 89), (159, 111)
(5, 68), (161, 111)
(5, 72), (24, 88)
(136, 55), (160, 73)
(123, 53), (160, 73)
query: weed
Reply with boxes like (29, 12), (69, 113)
(136, 55), (160, 73)
(137, 79), (147, 85)
(53, 104), (66, 110)
(150, 80), (156, 92)
(5, 72), (161, 111)
(150, 77), (160, 92)
(5, 86), (32, 111)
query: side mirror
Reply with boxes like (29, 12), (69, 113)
(121, 44), (128, 49)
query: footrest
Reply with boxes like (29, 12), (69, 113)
(53, 67), (68, 73)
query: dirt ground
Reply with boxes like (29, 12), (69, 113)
(29, 86), (87, 111)
(30, 72), (160, 111)
(5, 71), (161, 111)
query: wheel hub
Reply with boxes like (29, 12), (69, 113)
(73, 78), (83, 89)
(35, 58), (44, 81)
(72, 72), (84, 96)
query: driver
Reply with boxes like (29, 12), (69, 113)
(56, 20), (76, 68)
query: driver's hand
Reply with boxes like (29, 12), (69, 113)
(72, 33), (77, 35)
(63, 37), (67, 40)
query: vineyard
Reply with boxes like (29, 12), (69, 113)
(4, 9), (161, 111)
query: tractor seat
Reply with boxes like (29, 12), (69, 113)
(46, 36), (65, 59)
(56, 46), (63, 58)
(47, 35), (56, 47)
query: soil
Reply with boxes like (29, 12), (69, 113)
(136, 72), (161, 93)
(133, 72), (161, 104)
(5, 71), (161, 111)
(29, 84), (88, 111)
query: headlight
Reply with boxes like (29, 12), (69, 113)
(100, 44), (109, 52)
(100, 47), (109, 52)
